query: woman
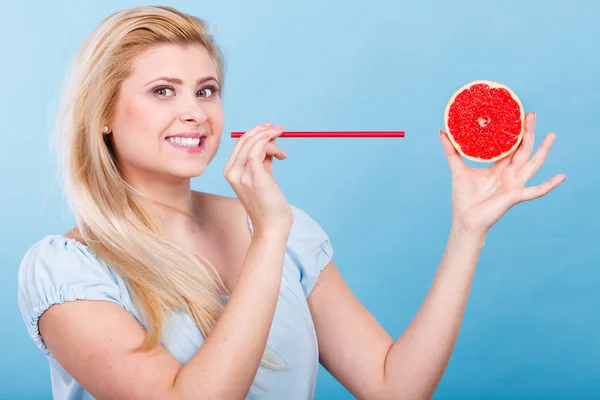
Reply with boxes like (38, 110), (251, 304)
(17, 5), (566, 400)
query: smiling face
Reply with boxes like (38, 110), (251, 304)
(109, 43), (224, 183)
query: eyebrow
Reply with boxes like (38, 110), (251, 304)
(144, 76), (220, 87)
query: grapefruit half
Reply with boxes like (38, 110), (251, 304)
(444, 80), (525, 163)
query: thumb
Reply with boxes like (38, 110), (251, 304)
(439, 130), (464, 177)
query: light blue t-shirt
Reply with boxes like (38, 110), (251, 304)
(17, 204), (334, 400)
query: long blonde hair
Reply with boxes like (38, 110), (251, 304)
(54, 6), (280, 369)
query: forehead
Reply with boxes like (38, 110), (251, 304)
(128, 43), (218, 83)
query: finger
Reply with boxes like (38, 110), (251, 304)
(233, 125), (283, 171)
(264, 138), (284, 176)
(262, 144), (287, 177)
(226, 129), (273, 182)
(245, 128), (286, 172)
(246, 134), (277, 186)
(224, 123), (269, 174)
(511, 112), (535, 168)
(439, 130), (465, 178)
(265, 142), (287, 160)
(225, 122), (271, 172)
(517, 174), (566, 202)
(246, 132), (271, 169)
(224, 123), (272, 172)
(519, 132), (557, 183)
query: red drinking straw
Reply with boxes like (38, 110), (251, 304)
(230, 131), (405, 138)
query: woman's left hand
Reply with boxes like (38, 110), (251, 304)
(440, 112), (566, 238)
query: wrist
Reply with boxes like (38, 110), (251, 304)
(449, 223), (487, 248)
(251, 228), (290, 245)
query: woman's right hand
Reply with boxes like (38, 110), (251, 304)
(224, 123), (293, 236)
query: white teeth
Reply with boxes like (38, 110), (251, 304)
(168, 137), (201, 147)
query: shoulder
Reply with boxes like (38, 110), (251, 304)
(18, 234), (110, 281)
(192, 191), (327, 239)
(192, 191), (334, 296)
(17, 235), (124, 355)
(288, 205), (330, 239)
(63, 226), (86, 243)
(286, 205), (335, 298)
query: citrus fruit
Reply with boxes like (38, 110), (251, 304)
(444, 80), (525, 163)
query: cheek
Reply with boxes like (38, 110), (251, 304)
(112, 98), (169, 162)
(207, 100), (225, 133)
(121, 99), (164, 138)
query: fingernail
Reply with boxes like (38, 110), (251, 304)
(263, 122), (273, 126)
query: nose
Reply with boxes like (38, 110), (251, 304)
(178, 94), (208, 125)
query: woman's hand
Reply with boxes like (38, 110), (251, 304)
(224, 123), (293, 235)
(440, 112), (566, 237)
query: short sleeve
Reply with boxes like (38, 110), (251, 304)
(17, 236), (124, 356)
(287, 205), (334, 298)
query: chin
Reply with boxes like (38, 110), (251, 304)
(155, 148), (217, 181)
(171, 165), (207, 180)
(153, 159), (207, 180)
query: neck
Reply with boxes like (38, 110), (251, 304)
(122, 168), (200, 240)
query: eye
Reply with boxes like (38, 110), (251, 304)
(197, 85), (218, 98)
(153, 85), (175, 98)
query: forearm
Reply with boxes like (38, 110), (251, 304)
(171, 231), (288, 399)
(382, 226), (486, 400)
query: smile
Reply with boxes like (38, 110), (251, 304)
(166, 136), (206, 153)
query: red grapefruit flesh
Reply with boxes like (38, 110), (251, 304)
(444, 80), (525, 163)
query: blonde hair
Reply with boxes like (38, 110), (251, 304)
(54, 6), (280, 369)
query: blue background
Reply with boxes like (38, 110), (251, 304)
(2, 0), (598, 398)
